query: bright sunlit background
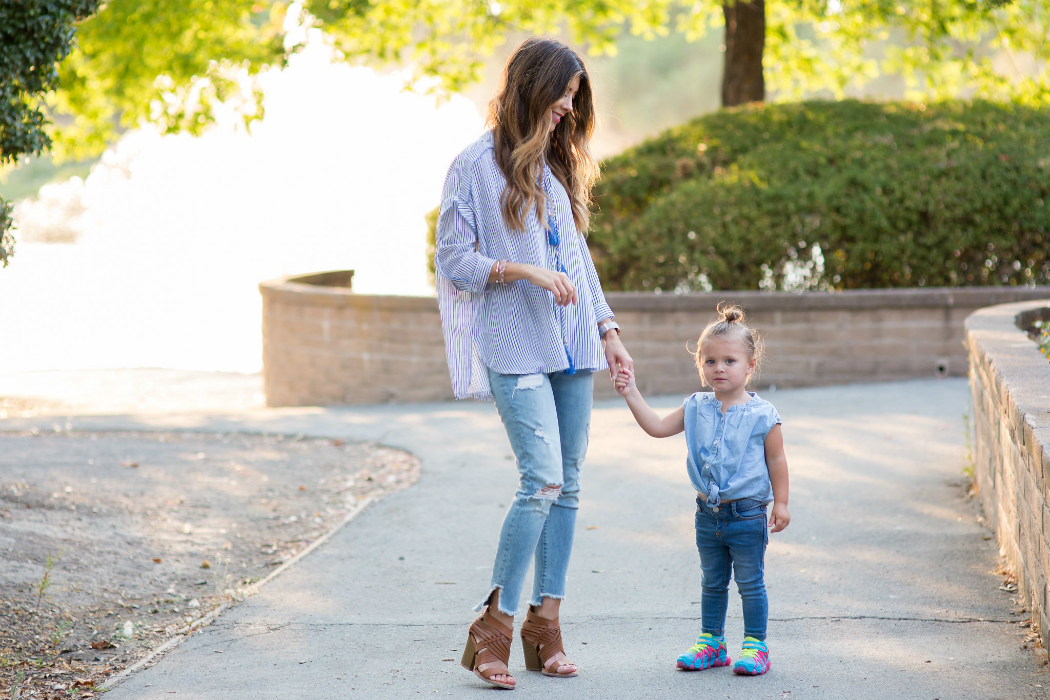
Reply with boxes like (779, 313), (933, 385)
(0, 26), (731, 374)
(0, 40), (485, 373)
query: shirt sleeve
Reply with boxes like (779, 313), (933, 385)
(434, 156), (496, 294)
(760, 403), (783, 439)
(580, 236), (614, 323)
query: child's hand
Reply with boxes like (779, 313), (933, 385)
(769, 503), (790, 533)
(614, 367), (636, 396)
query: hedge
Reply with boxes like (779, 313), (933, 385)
(589, 99), (1050, 292)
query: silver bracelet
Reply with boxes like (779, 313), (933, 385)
(598, 321), (620, 339)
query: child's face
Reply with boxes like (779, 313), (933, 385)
(699, 335), (756, 395)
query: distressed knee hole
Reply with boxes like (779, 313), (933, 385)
(530, 483), (562, 500)
(510, 373), (544, 400)
(515, 374), (544, 390)
(533, 428), (551, 444)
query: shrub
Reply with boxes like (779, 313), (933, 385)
(588, 99), (1050, 291)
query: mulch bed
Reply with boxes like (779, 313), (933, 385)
(0, 430), (420, 699)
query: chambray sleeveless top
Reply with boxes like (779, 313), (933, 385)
(683, 392), (782, 506)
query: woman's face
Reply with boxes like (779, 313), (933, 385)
(549, 74), (581, 133)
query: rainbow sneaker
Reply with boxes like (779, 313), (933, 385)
(676, 633), (730, 671)
(732, 637), (770, 675)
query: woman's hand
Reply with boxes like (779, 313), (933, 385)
(603, 329), (633, 382)
(523, 265), (577, 306)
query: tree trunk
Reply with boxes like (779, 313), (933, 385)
(721, 0), (765, 107)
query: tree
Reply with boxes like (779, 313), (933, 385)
(721, 0), (765, 105)
(0, 0), (101, 266)
(305, 0), (1050, 108)
(3, 0), (1049, 264)
(0, 0), (289, 262)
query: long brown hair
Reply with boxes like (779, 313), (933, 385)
(488, 37), (598, 233)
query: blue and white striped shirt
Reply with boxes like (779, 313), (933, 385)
(435, 131), (614, 400)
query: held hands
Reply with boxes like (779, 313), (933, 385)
(614, 366), (637, 397)
(603, 329), (633, 382)
(769, 502), (791, 533)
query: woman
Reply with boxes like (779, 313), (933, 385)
(435, 37), (633, 689)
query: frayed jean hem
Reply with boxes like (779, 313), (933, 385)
(473, 585), (519, 617)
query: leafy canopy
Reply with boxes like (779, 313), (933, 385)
(47, 0), (289, 161)
(4, 0), (1049, 267)
(307, 0), (1050, 104)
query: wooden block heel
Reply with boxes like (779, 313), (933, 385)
(521, 640), (542, 672)
(460, 635), (477, 671)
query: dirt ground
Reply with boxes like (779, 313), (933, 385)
(0, 430), (420, 699)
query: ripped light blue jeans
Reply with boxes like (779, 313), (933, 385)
(476, 368), (593, 617)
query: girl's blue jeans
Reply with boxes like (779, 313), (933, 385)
(476, 368), (593, 617)
(695, 496), (769, 640)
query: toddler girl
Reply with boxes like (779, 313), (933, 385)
(614, 304), (790, 676)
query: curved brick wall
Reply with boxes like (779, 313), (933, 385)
(966, 298), (1050, 652)
(260, 272), (1050, 407)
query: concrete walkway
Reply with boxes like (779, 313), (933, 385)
(4, 378), (1046, 698)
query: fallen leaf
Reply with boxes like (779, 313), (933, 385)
(299, 485), (307, 491)
(201, 560), (211, 569)
(90, 640), (115, 650)
(121, 461), (139, 468)
(331, 439), (344, 446)
(152, 558), (162, 564)
(586, 526), (598, 530)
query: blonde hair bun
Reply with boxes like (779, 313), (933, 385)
(718, 304), (745, 325)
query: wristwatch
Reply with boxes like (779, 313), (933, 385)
(598, 321), (620, 339)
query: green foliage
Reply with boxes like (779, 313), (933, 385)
(307, 1), (1050, 105)
(424, 205), (438, 286)
(305, 0), (672, 93)
(48, 0), (289, 160)
(1033, 320), (1050, 361)
(0, 0), (100, 265)
(589, 99), (1050, 291)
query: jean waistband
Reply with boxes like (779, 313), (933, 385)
(695, 496), (768, 516)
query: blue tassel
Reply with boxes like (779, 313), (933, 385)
(563, 342), (576, 375)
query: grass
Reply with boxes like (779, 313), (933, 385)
(0, 156), (98, 203)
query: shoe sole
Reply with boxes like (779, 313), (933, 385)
(676, 656), (730, 671)
(732, 661), (770, 675)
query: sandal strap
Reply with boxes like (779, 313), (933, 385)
(521, 610), (569, 671)
(469, 613), (513, 680)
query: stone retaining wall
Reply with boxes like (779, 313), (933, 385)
(966, 299), (1050, 651)
(261, 273), (1050, 406)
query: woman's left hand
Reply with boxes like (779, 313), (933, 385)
(603, 331), (633, 382)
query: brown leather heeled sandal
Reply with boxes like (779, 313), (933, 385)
(519, 608), (578, 678)
(461, 612), (516, 689)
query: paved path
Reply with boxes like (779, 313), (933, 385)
(4, 379), (1046, 698)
